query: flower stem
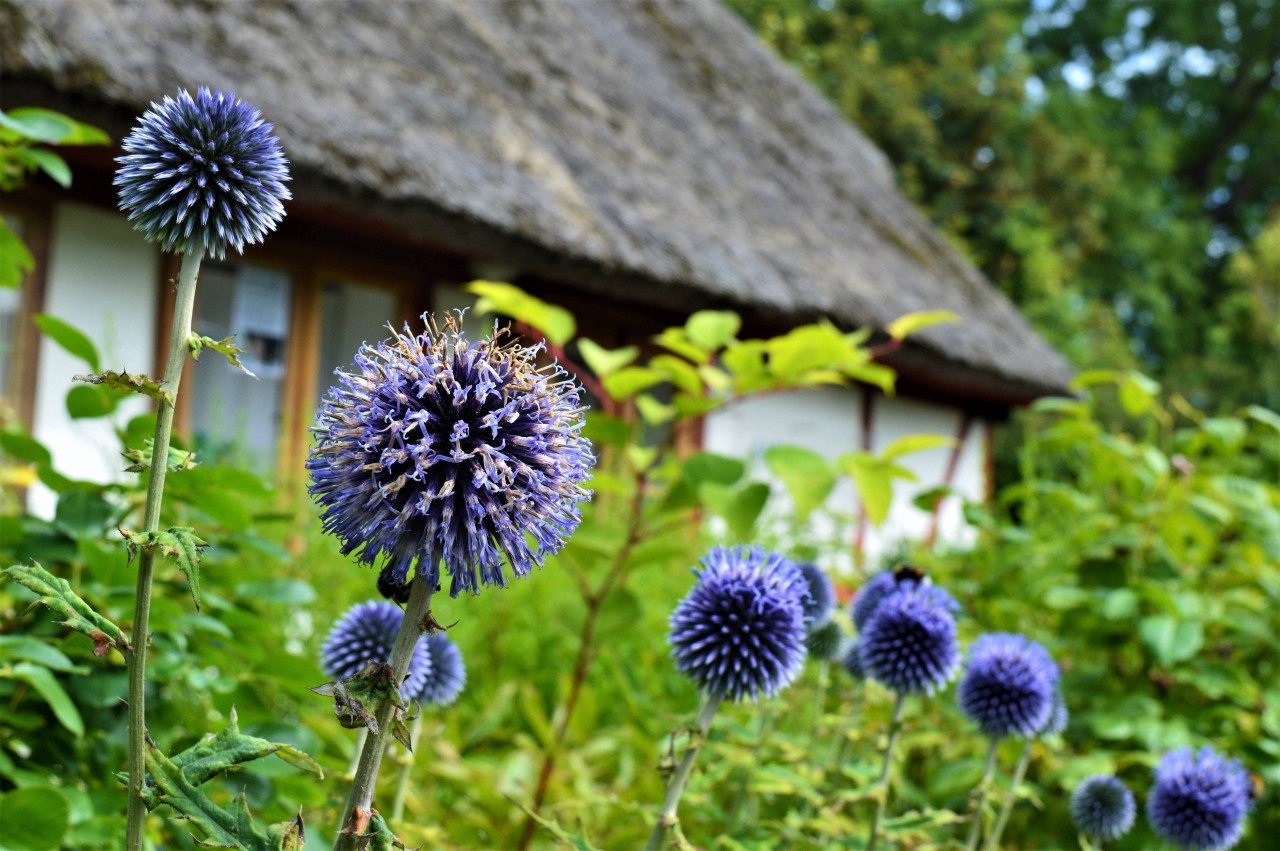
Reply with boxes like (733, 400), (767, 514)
(390, 714), (425, 822)
(964, 737), (1001, 851)
(865, 692), (906, 851)
(726, 705), (773, 832)
(643, 692), (721, 851)
(334, 574), (434, 850)
(985, 737), (1034, 851)
(124, 245), (203, 851)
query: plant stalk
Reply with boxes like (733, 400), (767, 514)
(964, 737), (1002, 851)
(985, 737), (1034, 851)
(390, 714), (425, 822)
(726, 705), (773, 832)
(643, 692), (721, 851)
(124, 244), (203, 851)
(334, 574), (434, 850)
(865, 692), (906, 851)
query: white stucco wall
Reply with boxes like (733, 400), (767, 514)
(29, 202), (158, 516)
(703, 386), (986, 571)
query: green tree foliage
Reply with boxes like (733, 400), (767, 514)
(728, 0), (1280, 410)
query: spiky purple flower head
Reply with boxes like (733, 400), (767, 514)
(412, 633), (467, 706)
(320, 600), (431, 697)
(1071, 775), (1136, 842)
(1039, 689), (1069, 738)
(796, 562), (835, 626)
(958, 633), (1059, 739)
(307, 316), (594, 597)
(1148, 747), (1250, 851)
(858, 583), (959, 695)
(668, 546), (810, 702)
(115, 87), (289, 259)
(840, 638), (865, 680)
(804, 618), (844, 662)
(851, 565), (927, 632)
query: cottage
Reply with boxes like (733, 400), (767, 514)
(0, 0), (1072, 560)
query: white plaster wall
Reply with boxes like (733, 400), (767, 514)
(29, 202), (159, 516)
(703, 387), (987, 571)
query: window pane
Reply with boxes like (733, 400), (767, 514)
(191, 263), (291, 468)
(315, 280), (397, 400)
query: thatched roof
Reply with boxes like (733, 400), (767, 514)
(1, 0), (1073, 401)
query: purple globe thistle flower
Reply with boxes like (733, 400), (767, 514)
(308, 317), (594, 597)
(839, 638), (865, 680)
(1038, 689), (1069, 738)
(1148, 747), (1251, 851)
(804, 618), (844, 662)
(796, 562), (836, 626)
(668, 546), (810, 702)
(1071, 775), (1136, 843)
(958, 633), (1059, 739)
(321, 600), (431, 698)
(858, 583), (959, 695)
(412, 633), (467, 707)
(115, 87), (290, 259)
(851, 565), (927, 632)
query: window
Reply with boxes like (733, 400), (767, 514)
(314, 280), (398, 400)
(189, 263), (292, 468)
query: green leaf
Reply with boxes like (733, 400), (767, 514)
(839, 452), (894, 526)
(881, 434), (957, 460)
(635, 394), (675, 424)
(122, 438), (198, 473)
(886, 310), (958, 339)
(706, 482), (770, 540)
(685, 310), (741, 350)
(763, 445), (836, 520)
(650, 354), (704, 397)
(766, 323), (851, 379)
(1140, 615), (1204, 666)
(11, 663), (84, 737)
(64, 384), (117, 419)
(235, 579), (316, 605)
(189, 334), (257, 377)
(0, 430), (50, 465)
(18, 147), (72, 188)
(1, 108), (108, 145)
(0, 636), (77, 672)
(137, 745), (280, 850)
(842, 361), (897, 393)
(652, 326), (708, 363)
(1118, 371), (1161, 417)
(54, 491), (114, 538)
(511, 801), (602, 851)
(576, 338), (638, 377)
(601, 366), (664, 400)
(75, 370), (172, 405)
(681, 452), (746, 487)
(0, 221), (34, 289)
(3, 562), (129, 656)
(467, 280), (576, 345)
(33, 314), (100, 371)
(0, 786), (72, 851)
(121, 527), (208, 610)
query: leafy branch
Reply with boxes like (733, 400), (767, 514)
(4, 562), (130, 657)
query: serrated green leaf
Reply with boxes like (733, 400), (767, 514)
(122, 438), (198, 473)
(139, 747), (275, 850)
(3, 562), (129, 656)
(120, 527), (208, 610)
(576, 338), (638, 377)
(189, 334), (257, 377)
(33, 314), (99, 371)
(74, 370), (172, 405)
(886, 310), (958, 339)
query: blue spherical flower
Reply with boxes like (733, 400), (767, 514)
(958, 633), (1059, 738)
(321, 600), (431, 698)
(1071, 775), (1136, 842)
(412, 633), (467, 706)
(804, 619), (844, 662)
(668, 546), (809, 702)
(1039, 689), (1069, 738)
(308, 318), (594, 597)
(797, 562), (836, 626)
(1148, 747), (1250, 851)
(851, 565), (927, 632)
(840, 638), (865, 680)
(859, 583), (959, 695)
(115, 87), (290, 259)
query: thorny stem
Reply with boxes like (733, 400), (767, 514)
(334, 575), (434, 850)
(964, 737), (1002, 851)
(643, 692), (722, 851)
(985, 737), (1034, 851)
(516, 465), (650, 849)
(390, 714), (425, 822)
(865, 692), (906, 851)
(124, 245), (203, 851)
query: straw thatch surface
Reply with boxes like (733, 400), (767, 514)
(1, 0), (1073, 398)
